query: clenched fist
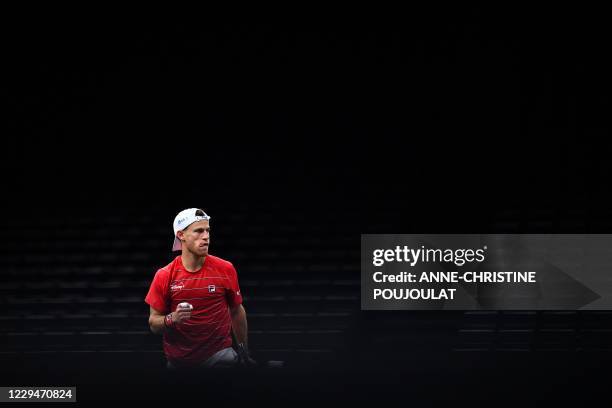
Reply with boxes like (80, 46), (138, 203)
(171, 302), (193, 324)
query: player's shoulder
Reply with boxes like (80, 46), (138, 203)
(154, 256), (181, 278)
(207, 254), (235, 270)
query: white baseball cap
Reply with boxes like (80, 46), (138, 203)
(172, 208), (211, 251)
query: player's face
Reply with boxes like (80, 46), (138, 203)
(183, 220), (210, 256)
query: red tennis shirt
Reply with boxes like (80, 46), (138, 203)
(145, 254), (243, 367)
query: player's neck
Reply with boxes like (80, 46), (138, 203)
(181, 251), (206, 273)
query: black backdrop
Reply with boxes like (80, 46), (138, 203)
(2, 11), (612, 405)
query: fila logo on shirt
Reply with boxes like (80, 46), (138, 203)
(208, 285), (216, 293)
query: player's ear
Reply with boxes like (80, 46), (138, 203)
(177, 230), (186, 242)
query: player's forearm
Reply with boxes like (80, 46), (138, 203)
(230, 305), (248, 346)
(149, 314), (168, 335)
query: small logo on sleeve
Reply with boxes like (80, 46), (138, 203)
(208, 285), (216, 293)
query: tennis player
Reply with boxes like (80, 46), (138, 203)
(145, 208), (254, 368)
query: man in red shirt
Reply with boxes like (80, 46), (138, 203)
(145, 208), (253, 369)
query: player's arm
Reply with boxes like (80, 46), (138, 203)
(148, 305), (192, 335)
(148, 306), (168, 335)
(230, 304), (248, 346)
(230, 304), (256, 366)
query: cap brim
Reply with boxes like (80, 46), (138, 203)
(172, 237), (182, 251)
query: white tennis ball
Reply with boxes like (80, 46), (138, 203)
(178, 302), (193, 310)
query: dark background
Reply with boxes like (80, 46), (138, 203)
(2, 10), (612, 404)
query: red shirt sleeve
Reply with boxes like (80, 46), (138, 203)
(226, 262), (243, 307)
(145, 268), (171, 314)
